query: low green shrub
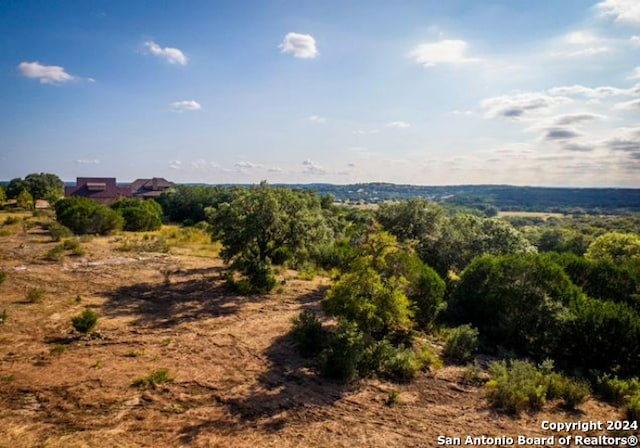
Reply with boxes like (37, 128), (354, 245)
(0, 309), (7, 325)
(45, 244), (65, 261)
(0, 271), (6, 286)
(320, 320), (367, 383)
(626, 393), (640, 421)
(132, 368), (173, 388)
(486, 359), (589, 414)
(50, 344), (67, 356)
(291, 310), (326, 357)
(71, 309), (98, 333)
(47, 222), (72, 242)
(595, 374), (640, 404)
(443, 325), (479, 364)
(26, 288), (45, 303)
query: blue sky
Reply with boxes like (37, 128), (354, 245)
(1, 0), (639, 186)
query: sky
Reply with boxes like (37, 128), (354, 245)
(1, 0), (640, 187)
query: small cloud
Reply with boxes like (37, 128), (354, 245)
(145, 41), (187, 65)
(409, 39), (481, 67)
(169, 160), (182, 169)
(301, 159), (326, 174)
(451, 109), (474, 116)
(171, 100), (201, 111)
(596, 0), (640, 25)
(548, 84), (628, 98)
(280, 32), (318, 59)
(563, 143), (596, 152)
(75, 159), (100, 164)
(308, 115), (326, 123)
(354, 129), (379, 135)
(482, 93), (571, 119)
(235, 161), (262, 169)
(631, 35), (640, 45)
(347, 162), (356, 167)
(18, 61), (75, 85)
(543, 127), (583, 140)
(564, 31), (601, 45)
(386, 121), (411, 128)
(267, 167), (282, 173)
(552, 113), (605, 125)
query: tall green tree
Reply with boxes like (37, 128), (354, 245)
(6, 178), (26, 199)
(585, 232), (640, 264)
(23, 173), (64, 202)
(207, 182), (332, 292)
(16, 189), (34, 209)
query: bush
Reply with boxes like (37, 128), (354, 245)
(45, 244), (65, 261)
(47, 222), (72, 241)
(626, 393), (640, 421)
(26, 288), (45, 303)
(595, 374), (640, 404)
(443, 325), (479, 363)
(132, 368), (173, 389)
(486, 359), (589, 414)
(291, 310), (326, 357)
(71, 309), (98, 333)
(321, 320), (367, 383)
(55, 197), (123, 235)
(111, 199), (162, 231)
(382, 346), (427, 382)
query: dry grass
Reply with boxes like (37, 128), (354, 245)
(0, 213), (623, 447)
(498, 211), (565, 219)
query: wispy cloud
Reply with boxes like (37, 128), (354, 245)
(308, 115), (326, 123)
(551, 113), (605, 125)
(386, 121), (411, 128)
(145, 41), (187, 65)
(614, 98), (640, 110)
(631, 35), (640, 45)
(409, 39), (481, 67)
(171, 100), (201, 111)
(302, 159), (326, 174)
(18, 61), (75, 85)
(75, 159), (100, 164)
(596, 0), (640, 25)
(482, 93), (571, 119)
(630, 67), (640, 80)
(168, 160), (182, 169)
(235, 161), (262, 169)
(547, 84), (629, 97)
(280, 32), (318, 59)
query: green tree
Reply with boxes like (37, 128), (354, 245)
(419, 214), (536, 276)
(585, 232), (640, 264)
(376, 198), (445, 242)
(23, 173), (64, 202)
(207, 182), (332, 292)
(0, 185), (6, 206)
(6, 178), (26, 199)
(111, 199), (162, 231)
(55, 197), (123, 235)
(450, 253), (580, 360)
(157, 185), (240, 224)
(16, 189), (34, 209)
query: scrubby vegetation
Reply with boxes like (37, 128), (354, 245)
(71, 309), (98, 334)
(131, 368), (173, 389)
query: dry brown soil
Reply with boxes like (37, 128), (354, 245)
(0, 217), (625, 447)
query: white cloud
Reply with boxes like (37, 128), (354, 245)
(542, 127), (583, 141)
(614, 98), (640, 109)
(302, 159), (326, 174)
(171, 100), (201, 111)
(548, 84), (628, 97)
(168, 160), (182, 169)
(551, 113), (605, 125)
(482, 93), (571, 119)
(627, 67), (640, 80)
(451, 109), (474, 116)
(267, 167), (282, 173)
(75, 159), (100, 164)
(145, 41), (187, 65)
(308, 115), (326, 123)
(409, 39), (481, 67)
(386, 121), (411, 128)
(631, 35), (640, 45)
(279, 32), (318, 59)
(564, 31), (601, 45)
(18, 61), (74, 85)
(235, 161), (262, 169)
(597, 0), (640, 24)
(354, 129), (379, 135)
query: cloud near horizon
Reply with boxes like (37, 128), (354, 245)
(409, 39), (481, 67)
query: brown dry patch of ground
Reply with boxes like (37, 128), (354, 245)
(0, 215), (625, 447)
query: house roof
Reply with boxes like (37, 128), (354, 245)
(65, 177), (131, 202)
(130, 178), (176, 194)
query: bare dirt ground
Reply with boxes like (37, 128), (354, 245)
(0, 215), (625, 447)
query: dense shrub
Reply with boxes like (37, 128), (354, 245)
(71, 309), (98, 333)
(111, 199), (162, 231)
(443, 325), (479, 363)
(320, 320), (367, 383)
(486, 360), (589, 414)
(451, 254), (579, 360)
(595, 374), (640, 404)
(132, 368), (173, 389)
(291, 310), (327, 357)
(47, 222), (73, 242)
(55, 197), (123, 235)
